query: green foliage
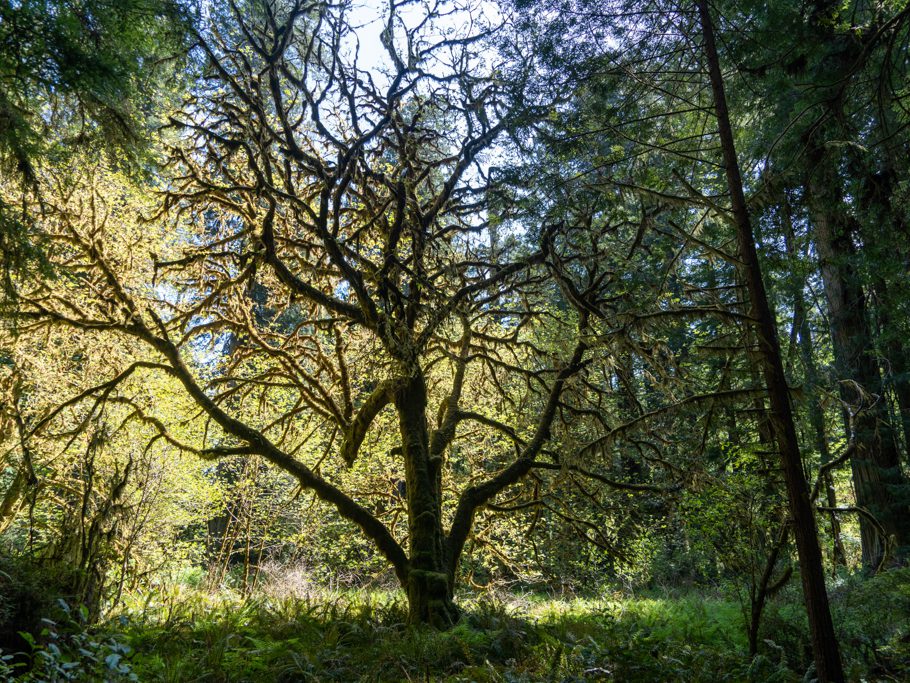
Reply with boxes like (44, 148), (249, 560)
(0, 0), (191, 298)
(760, 569), (910, 679)
(0, 574), (889, 681)
(1, 0), (910, 677)
(0, 600), (137, 681)
(24, 586), (810, 682)
(681, 444), (785, 573)
(0, 0), (191, 174)
(0, 555), (71, 654)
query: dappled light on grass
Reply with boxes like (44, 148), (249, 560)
(64, 570), (902, 682)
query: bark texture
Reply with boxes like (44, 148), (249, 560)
(396, 370), (458, 626)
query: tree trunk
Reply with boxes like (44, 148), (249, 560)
(696, 2), (845, 679)
(872, 157), (910, 460)
(395, 369), (459, 627)
(805, 155), (910, 568)
(873, 280), (910, 463)
(794, 295), (847, 568)
(781, 196), (846, 568)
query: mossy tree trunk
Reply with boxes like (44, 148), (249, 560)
(395, 369), (459, 627)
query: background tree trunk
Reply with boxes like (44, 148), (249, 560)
(805, 157), (910, 568)
(781, 195), (846, 568)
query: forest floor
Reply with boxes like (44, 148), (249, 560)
(6, 569), (909, 682)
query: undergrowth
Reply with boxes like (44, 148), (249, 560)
(1, 569), (907, 681)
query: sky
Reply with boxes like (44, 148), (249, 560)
(343, 0), (501, 77)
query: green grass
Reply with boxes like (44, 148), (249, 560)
(101, 589), (794, 682)
(8, 570), (909, 682)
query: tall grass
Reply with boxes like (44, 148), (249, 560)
(5, 568), (908, 681)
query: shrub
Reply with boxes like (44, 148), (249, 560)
(0, 601), (137, 682)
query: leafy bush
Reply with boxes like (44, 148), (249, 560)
(0, 555), (70, 655)
(0, 601), (137, 682)
(757, 568), (910, 679)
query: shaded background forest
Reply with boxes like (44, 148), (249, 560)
(1, 0), (909, 680)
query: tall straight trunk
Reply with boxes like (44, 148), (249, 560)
(781, 196), (846, 568)
(793, 296), (848, 568)
(805, 155), (910, 568)
(696, 2), (845, 679)
(864, 225), (910, 463)
(395, 368), (458, 626)
(866, 259), (910, 457)
(737, 265), (775, 450)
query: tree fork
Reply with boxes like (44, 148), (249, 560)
(695, 1), (844, 679)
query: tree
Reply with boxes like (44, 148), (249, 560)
(708, 0), (910, 568)
(508, 0), (845, 676)
(6, 0), (634, 626)
(0, 0), (191, 295)
(799, 0), (910, 569)
(696, 2), (843, 677)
